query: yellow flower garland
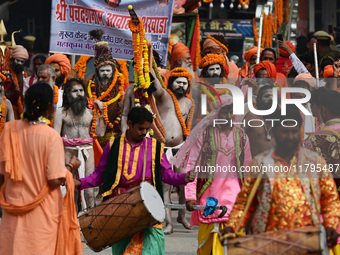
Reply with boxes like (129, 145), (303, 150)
(0, 97), (5, 134)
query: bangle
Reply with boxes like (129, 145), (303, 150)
(66, 163), (74, 171)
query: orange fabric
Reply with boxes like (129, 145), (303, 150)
(254, 60), (277, 78)
(324, 65), (335, 78)
(240, 63), (250, 78)
(294, 73), (315, 88)
(279, 41), (296, 57)
(0, 121), (22, 181)
(55, 171), (84, 255)
(45, 53), (71, 76)
(0, 120), (79, 255)
(122, 231), (144, 255)
(276, 72), (289, 88)
(229, 62), (239, 78)
(93, 137), (103, 167)
(170, 42), (190, 69)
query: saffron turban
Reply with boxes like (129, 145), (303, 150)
(202, 37), (229, 56)
(253, 60), (277, 79)
(243, 46), (262, 62)
(279, 41), (296, 57)
(323, 65), (337, 79)
(45, 53), (71, 76)
(170, 42), (190, 69)
(294, 73), (315, 88)
(199, 53), (226, 69)
(11, 45), (29, 60)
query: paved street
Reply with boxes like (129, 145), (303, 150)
(82, 193), (198, 255)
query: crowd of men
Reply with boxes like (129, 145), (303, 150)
(0, 26), (340, 255)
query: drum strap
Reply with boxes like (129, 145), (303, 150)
(142, 139), (147, 181)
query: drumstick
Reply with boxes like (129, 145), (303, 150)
(234, 173), (263, 233)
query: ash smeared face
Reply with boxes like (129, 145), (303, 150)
(105, 0), (121, 8)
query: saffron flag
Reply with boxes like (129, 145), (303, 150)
(50, 0), (175, 65)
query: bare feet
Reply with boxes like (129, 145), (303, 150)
(163, 223), (173, 235)
(177, 217), (194, 230)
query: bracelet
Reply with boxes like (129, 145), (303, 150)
(66, 163), (74, 171)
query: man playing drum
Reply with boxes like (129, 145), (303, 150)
(74, 106), (195, 254)
(220, 105), (340, 249)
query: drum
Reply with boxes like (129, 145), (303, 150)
(222, 225), (329, 255)
(79, 181), (165, 252)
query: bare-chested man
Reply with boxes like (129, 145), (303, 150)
(243, 85), (277, 156)
(153, 67), (194, 234)
(54, 78), (106, 211)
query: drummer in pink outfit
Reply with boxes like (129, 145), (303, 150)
(74, 107), (194, 255)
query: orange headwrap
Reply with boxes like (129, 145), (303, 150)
(294, 73), (315, 88)
(323, 65), (335, 79)
(199, 53), (226, 69)
(243, 46), (262, 62)
(45, 53), (71, 77)
(240, 47), (263, 78)
(254, 60), (277, 79)
(170, 42), (190, 69)
(279, 41), (296, 57)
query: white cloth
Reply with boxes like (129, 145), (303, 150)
(23, 74), (38, 95)
(64, 145), (92, 210)
(165, 142), (184, 166)
(57, 88), (63, 108)
(304, 103), (315, 140)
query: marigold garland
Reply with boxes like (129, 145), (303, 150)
(88, 68), (119, 101)
(277, 0), (283, 27)
(129, 15), (153, 113)
(87, 70), (124, 135)
(199, 54), (226, 69)
(170, 67), (193, 80)
(168, 39), (174, 56)
(0, 97), (6, 134)
(194, 15), (201, 71)
(273, 4), (278, 34)
(253, 17), (259, 45)
(73, 56), (91, 80)
(207, 36), (229, 54)
(49, 85), (59, 127)
(166, 89), (195, 137)
(285, 0), (289, 24)
(261, 14), (273, 48)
